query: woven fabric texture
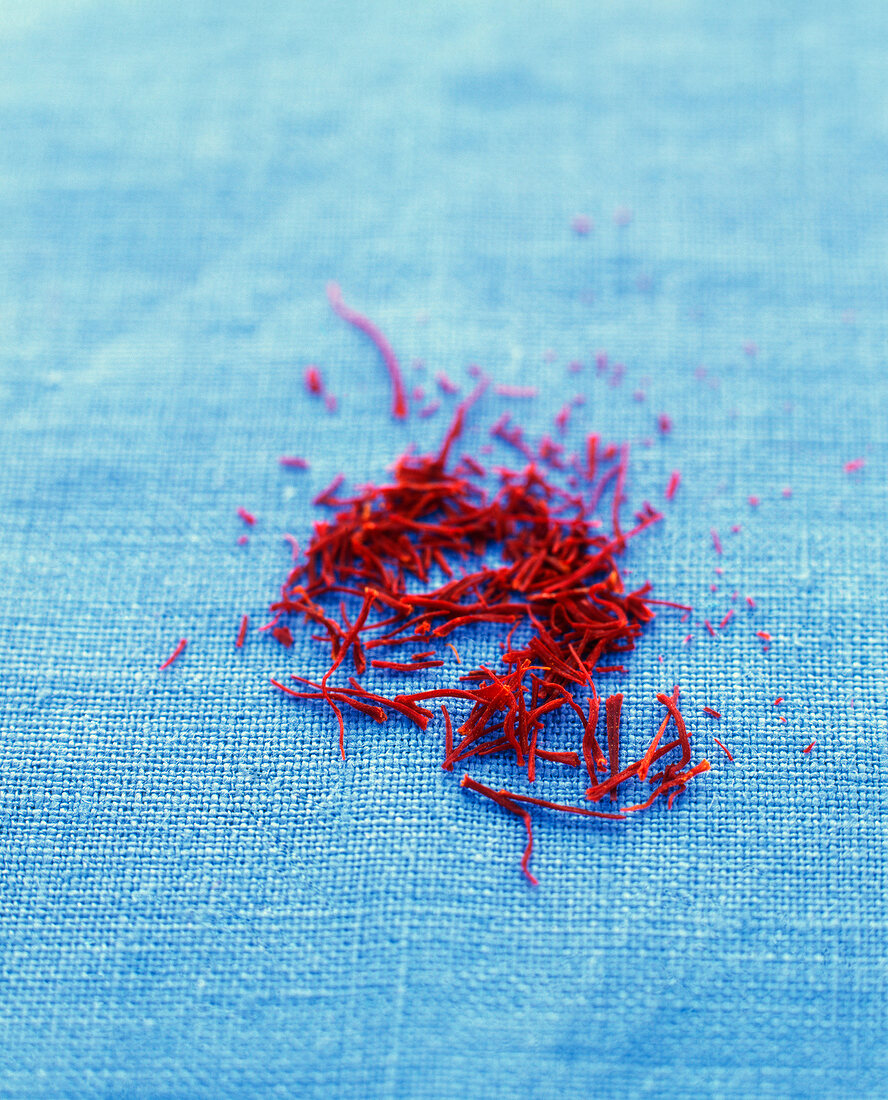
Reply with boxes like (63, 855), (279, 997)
(1, 2), (887, 1097)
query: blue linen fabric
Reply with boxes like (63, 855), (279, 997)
(1, 1), (887, 1096)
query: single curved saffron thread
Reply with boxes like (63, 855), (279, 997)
(326, 282), (407, 419)
(159, 638), (187, 670)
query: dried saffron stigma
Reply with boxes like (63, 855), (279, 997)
(665, 470), (681, 500)
(326, 282), (407, 419)
(237, 507), (256, 526)
(235, 615), (249, 648)
(702, 707), (721, 719)
(494, 385), (539, 398)
(159, 638), (187, 671)
(262, 374), (710, 881)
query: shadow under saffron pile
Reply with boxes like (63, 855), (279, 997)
(267, 381), (710, 883)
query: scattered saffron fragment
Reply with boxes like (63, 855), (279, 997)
(802, 741), (816, 754)
(844, 458), (865, 474)
(159, 639), (187, 671)
(436, 372), (460, 395)
(494, 385), (539, 398)
(237, 507), (256, 526)
(279, 456), (310, 469)
(665, 471), (681, 500)
(712, 737), (734, 762)
(326, 282), (408, 419)
(703, 707), (721, 719)
(235, 615), (249, 648)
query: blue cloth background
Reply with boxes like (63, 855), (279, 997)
(1, 2), (886, 1097)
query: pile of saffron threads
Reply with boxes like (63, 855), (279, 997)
(268, 383), (710, 883)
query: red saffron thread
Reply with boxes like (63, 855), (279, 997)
(237, 507), (256, 526)
(712, 737), (733, 761)
(711, 529), (722, 555)
(326, 282), (407, 419)
(235, 615), (249, 648)
(494, 385), (539, 398)
(436, 372), (461, 395)
(441, 705), (454, 770)
(665, 471), (681, 500)
(802, 740), (816, 754)
(702, 707), (721, 719)
(279, 456), (310, 469)
(283, 533), (300, 561)
(605, 693), (623, 801)
(159, 639), (187, 671)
